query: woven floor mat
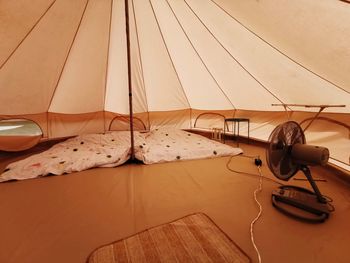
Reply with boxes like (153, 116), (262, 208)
(88, 213), (250, 263)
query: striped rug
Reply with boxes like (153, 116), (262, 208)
(87, 213), (250, 263)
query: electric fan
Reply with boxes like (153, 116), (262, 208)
(266, 121), (333, 222)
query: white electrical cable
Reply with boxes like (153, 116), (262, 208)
(250, 165), (263, 263)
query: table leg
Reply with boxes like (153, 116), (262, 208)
(248, 120), (250, 144)
(237, 121), (240, 146)
(224, 122), (226, 143)
(233, 122), (236, 141)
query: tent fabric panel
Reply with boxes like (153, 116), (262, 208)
(48, 112), (104, 138)
(128, 0), (149, 114)
(150, 0), (233, 110)
(104, 0), (129, 114)
(107, 114), (147, 132)
(305, 124), (349, 167)
(213, 0), (350, 93)
(49, 0), (112, 114)
(104, 112), (149, 132)
(148, 109), (191, 130)
(0, 0), (55, 66)
(0, 0), (88, 115)
(186, 0), (350, 113)
(48, 110), (190, 138)
(131, 0), (190, 112)
(291, 112), (350, 166)
(166, 0), (281, 111)
(191, 109), (235, 131)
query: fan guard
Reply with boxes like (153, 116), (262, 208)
(267, 121), (305, 180)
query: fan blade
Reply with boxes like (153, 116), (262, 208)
(270, 148), (284, 167)
(290, 126), (299, 145)
(277, 127), (286, 145)
(279, 154), (292, 177)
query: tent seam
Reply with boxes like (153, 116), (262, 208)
(148, 0), (193, 127)
(0, 0), (57, 70)
(184, 0), (289, 110)
(165, 0), (236, 111)
(210, 0), (350, 96)
(103, 0), (114, 133)
(131, 0), (151, 129)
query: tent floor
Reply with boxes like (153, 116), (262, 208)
(0, 142), (349, 263)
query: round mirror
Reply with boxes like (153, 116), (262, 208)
(0, 119), (43, 151)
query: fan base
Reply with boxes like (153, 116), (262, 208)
(272, 185), (332, 223)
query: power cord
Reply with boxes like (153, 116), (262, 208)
(226, 154), (283, 186)
(227, 154), (266, 263)
(250, 165), (263, 263)
(227, 154), (284, 263)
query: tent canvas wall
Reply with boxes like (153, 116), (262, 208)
(0, 0), (349, 168)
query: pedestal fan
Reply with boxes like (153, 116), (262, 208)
(266, 121), (334, 222)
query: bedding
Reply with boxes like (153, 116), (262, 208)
(136, 128), (243, 164)
(0, 129), (241, 182)
(0, 131), (145, 182)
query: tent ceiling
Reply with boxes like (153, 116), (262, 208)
(0, 0), (349, 115)
(214, 0), (350, 93)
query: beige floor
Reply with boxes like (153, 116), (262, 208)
(0, 142), (349, 263)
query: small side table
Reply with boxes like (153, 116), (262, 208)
(224, 118), (250, 145)
(211, 127), (223, 141)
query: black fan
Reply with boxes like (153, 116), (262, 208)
(266, 121), (333, 222)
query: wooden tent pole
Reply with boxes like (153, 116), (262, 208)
(125, 0), (135, 160)
(271, 103), (346, 132)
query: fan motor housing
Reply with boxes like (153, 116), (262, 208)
(291, 143), (329, 166)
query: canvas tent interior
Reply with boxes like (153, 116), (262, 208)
(0, 0), (350, 262)
(0, 0), (349, 166)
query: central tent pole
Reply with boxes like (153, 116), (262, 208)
(125, 0), (135, 160)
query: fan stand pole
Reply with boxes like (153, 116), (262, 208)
(300, 165), (326, 203)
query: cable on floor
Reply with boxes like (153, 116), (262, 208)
(226, 154), (283, 186)
(250, 165), (263, 263)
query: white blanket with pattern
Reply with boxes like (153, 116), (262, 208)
(136, 129), (243, 164)
(0, 131), (145, 182)
(0, 129), (242, 182)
